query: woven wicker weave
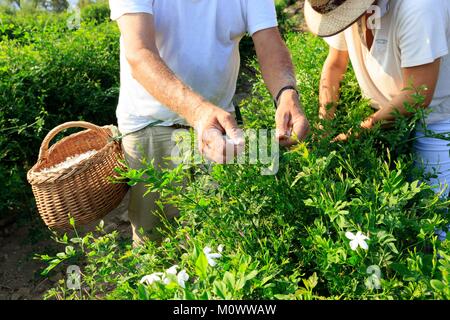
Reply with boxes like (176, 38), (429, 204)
(27, 121), (129, 230)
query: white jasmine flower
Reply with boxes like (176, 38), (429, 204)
(141, 265), (190, 288)
(161, 265), (179, 285)
(166, 265), (178, 275)
(203, 246), (222, 267)
(177, 270), (189, 288)
(140, 272), (163, 285)
(345, 231), (370, 251)
(217, 244), (224, 253)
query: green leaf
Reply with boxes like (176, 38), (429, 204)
(70, 237), (82, 244)
(213, 281), (229, 300)
(41, 259), (61, 276)
(137, 284), (149, 300)
(183, 289), (196, 300)
(65, 245), (75, 256)
(308, 273), (318, 289)
(235, 277), (247, 291)
(244, 270), (259, 282)
(223, 272), (236, 290)
(431, 280), (445, 291)
(69, 217), (75, 228)
(199, 291), (210, 300)
(195, 252), (208, 280)
(56, 252), (67, 259)
(387, 242), (399, 254)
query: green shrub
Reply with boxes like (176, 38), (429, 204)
(81, 2), (110, 24)
(39, 32), (450, 300)
(0, 10), (73, 42)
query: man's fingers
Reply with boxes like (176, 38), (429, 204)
(203, 141), (226, 163)
(275, 111), (291, 140)
(278, 114), (310, 147)
(219, 113), (245, 159)
(200, 127), (241, 164)
(202, 138), (240, 164)
(200, 128), (227, 163)
(195, 110), (246, 164)
(292, 116), (310, 141)
(220, 113), (244, 146)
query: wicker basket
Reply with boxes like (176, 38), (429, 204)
(27, 121), (129, 230)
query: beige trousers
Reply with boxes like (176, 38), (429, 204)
(121, 125), (180, 244)
(121, 113), (235, 244)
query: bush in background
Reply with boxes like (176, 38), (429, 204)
(81, 2), (110, 24)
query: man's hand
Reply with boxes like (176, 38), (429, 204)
(275, 90), (310, 147)
(192, 104), (244, 164)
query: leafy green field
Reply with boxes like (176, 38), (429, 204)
(1, 4), (450, 300)
(41, 36), (450, 300)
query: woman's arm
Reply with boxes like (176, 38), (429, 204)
(361, 59), (441, 129)
(319, 47), (350, 120)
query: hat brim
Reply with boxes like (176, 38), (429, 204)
(304, 0), (376, 37)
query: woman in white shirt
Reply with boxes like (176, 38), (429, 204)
(305, 0), (450, 202)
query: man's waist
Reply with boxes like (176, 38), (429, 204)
(118, 118), (190, 136)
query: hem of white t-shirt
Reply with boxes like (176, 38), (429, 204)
(110, 6), (154, 21)
(401, 49), (449, 68)
(327, 42), (348, 52)
(422, 114), (450, 126)
(118, 121), (187, 136)
(248, 21), (279, 36)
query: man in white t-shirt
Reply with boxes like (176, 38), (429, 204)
(109, 0), (310, 244)
(305, 1), (450, 196)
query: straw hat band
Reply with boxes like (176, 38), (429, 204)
(310, 0), (347, 14)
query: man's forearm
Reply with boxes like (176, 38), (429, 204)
(128, 48), (214, 126)
(259, 49), (297, 98)
(252, 28), (309, 144)
(254, 29), (297, 98)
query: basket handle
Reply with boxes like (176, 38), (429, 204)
(38, 121), (111, 161)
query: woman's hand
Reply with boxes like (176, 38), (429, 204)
(332, 129), (354, 143)
(332, 117), (374, 143)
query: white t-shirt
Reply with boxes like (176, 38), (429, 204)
(324, 0), (450, 125)
(109, 0), (278, 134)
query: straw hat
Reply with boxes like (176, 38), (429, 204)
(304, 0), (376, 37)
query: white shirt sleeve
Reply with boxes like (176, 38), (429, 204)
(323, 32), (348, 51)
(397, 1), (449, 68)
(109, 0), (154, 21)
(246, 0), (278, 36)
